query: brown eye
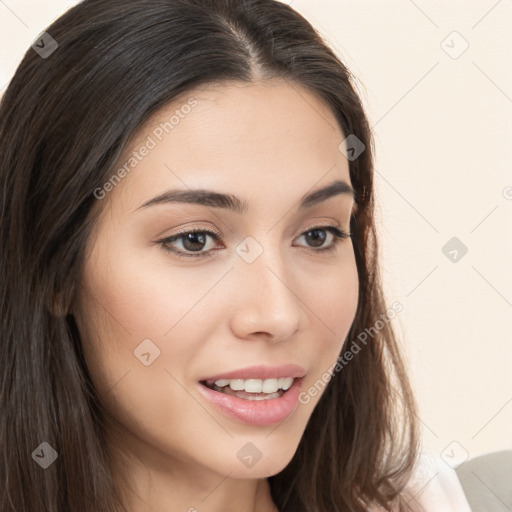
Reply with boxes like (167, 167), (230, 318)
(295, 225), (350, 252)
(158, 229), (221, 258)
(303, 228), (327, 248)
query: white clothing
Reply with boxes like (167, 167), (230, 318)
(401, 452), (472, 511)
(369, 451), (472, 511)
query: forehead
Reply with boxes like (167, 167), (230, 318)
(134, 78), (344, 143)
(102, 79), (352, 212)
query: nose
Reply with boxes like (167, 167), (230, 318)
(228, 245), (303, 343)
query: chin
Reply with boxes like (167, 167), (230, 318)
(211, 431), (304, 479)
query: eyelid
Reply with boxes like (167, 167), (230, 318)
(170, 224), (222, 238)
(163, 220), (346, 239)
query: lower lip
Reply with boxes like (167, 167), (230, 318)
(197, 378), (303, 426)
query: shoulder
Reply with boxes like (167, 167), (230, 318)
(402, 451), (472, 511)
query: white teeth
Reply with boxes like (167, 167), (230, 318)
(213, 377), (295, 393)
(229, 379), (245, 391)
(280, 377), (294, 390)
(245, 379), (263, 393)
(262, 378), (278, 393)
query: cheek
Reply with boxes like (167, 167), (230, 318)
(75, 231), (237, 417)
(306, 249), (359, 344)
(298, 249), (359, 399)
(80, 237), (215, 345)
(74, 255), (216, 457)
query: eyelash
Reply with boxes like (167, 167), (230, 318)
(156, 224), (351, 259)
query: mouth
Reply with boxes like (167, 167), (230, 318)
(200, 377), (297, 401)
(196, 364), (306, 426)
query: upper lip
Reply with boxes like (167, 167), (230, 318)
(200, 364), (306, 383)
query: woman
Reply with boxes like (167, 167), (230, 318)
(0, 1), (469, 511)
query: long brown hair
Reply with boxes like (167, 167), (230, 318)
(0, 1), (421, 510)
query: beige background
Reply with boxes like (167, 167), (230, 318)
(1, 0), (510, 462)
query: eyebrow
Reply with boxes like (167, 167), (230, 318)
(136, 179), (356, 214)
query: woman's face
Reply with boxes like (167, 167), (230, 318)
(74, 79), (359, 483)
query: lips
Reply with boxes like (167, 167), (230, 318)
(197, 377), (304, 426)
(197, 364), (307, 426)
